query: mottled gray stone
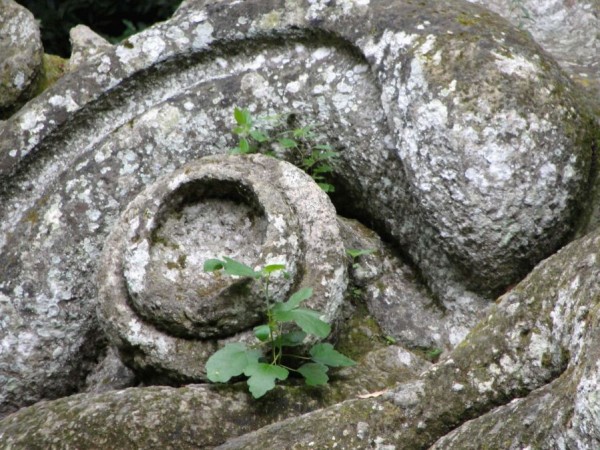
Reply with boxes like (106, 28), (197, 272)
(82, 347), (136, 394)
(97, 154), (346, 381)
(0, 345), (425, 448)
(68, 25), (113, 72)
(216, 223), (600, 449)
(468, 0), (600, 97)
(338, 217), (492, 351)
(0, 0), (43, 118)
(0, 0), (597, 424)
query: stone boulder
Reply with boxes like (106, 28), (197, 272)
(0, 0), (598, 429)
(0, 0), (44, 118)
(468, 0), (600, 98)
(0, 345), (429, 448)
(215, 220), (600, 449)
(97, 154), (347, 382)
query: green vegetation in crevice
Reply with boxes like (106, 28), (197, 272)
(230, 107), (339, 193)
(203, 257), (355, 398)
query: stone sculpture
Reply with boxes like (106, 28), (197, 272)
(0, 0), (599, 447)
(97, 154), (346, 381)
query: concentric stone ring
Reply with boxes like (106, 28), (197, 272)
(97, 154), (347, 381)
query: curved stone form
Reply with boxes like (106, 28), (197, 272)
(0, 0), (597, 416)
(0, 0), (43, 118)
(468, 0), (600, 96)
(97, 154), (346, 381)
(211, 223), (600, 449)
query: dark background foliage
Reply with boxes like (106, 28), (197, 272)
(16, 0), (183, 57)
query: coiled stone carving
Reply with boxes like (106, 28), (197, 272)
(97, 154), (346, 381)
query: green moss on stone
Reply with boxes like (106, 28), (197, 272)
(32, 54), (68, 96)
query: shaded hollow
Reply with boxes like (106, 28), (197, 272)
(129, 179), (268, 339)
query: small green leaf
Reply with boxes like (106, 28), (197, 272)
(310, 343), (356, 367)
(273, 331), (307, 347)
(312, 164), (333, 174)
(346, 248), (376, 259)
(298, 362), (329, 386)
(232, 126), (248, 136)
(250, 130), (269, 142)
(262, 264), (286, 275)
(234, 107), (251, 126)
(203, 258), (224, 272)
(254, 324), (271, 342)
(279, 287), (313, 311)
(244, 363), (289, 398)
(239, 138), (251, 154)
(222, 257), (260, 278)
(318, 183), (335, 193)
(273, 308), (331, 338)
(206, 343), (261, 383)
(278, 138), (297, 148)
(293, 126), (311, 138)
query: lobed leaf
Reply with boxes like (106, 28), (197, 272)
(310, 343), (356, 367)
(277, 287), (313, 311)
(206, 343), (261, 383)
(273, 330), (307, 347)
(244, 363), (289, 398)
(298, 362), (329, 386)
(273, 308), (331, 338)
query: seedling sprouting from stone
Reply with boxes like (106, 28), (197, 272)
(346, 248), (376, 269)
(230, 107), (338, 193)
(203, 257), (355, 398)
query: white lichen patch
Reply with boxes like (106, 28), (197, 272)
(192, 21), (215, 50)
(49, 94), (80, 113)
(124, 239), (150, 296)
(492, 51), (539, 79)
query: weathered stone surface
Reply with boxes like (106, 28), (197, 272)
(68, 25), (113, 72)
(0, 0), (43, 118)
(338, 217), (492, 351)
(216, 223), (600, 449)
(0, 0), (598, 424)
(468, 0), (600, 97)
(0, 345), (426, 448)
(97, 154), (346, 381)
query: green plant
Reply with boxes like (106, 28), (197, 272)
(230, 107), (338, 193)
(203, 257), (355, 398)
(346, 248), (376, 269)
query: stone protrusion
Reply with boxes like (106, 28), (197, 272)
(0, 0), (43, 119)
(97, 154), (347, 381)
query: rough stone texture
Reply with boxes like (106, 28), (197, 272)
(82, 347), (136, 394)
(0, 0), (598, 431)
(338, 217), (491, 351)
(97, 154), (347, 381)
(215, 224), (600, 449)
(68, 25), (113, 72)
(0, 0), (44, 119)
(468, 0), (600, 98)
(0, 345), (426, 448)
